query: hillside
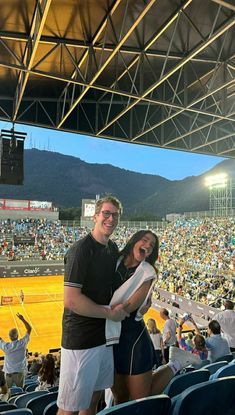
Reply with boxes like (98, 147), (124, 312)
(0, 149), (234, 218)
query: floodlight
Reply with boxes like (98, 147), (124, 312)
(205, 173), (228, 189)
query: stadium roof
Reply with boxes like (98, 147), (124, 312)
(0, 0), (235, 157)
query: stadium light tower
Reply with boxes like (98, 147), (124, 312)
(205, 173), (232, 217)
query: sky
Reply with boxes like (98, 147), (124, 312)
(0, 121), (225, 180)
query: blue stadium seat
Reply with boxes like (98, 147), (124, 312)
(14, 391), (48, 408)
(210, 362), (235, 380)
(170, 376), (235, 415)
(201, 361), (227, 375)
(0, 408), (33, 415)
(174, 367), (195, 376)
(8, 394), (26, 405)
(164, 369), (210, 398)
(43, 401), (58, 415)
(10, 387), (24, 396)
(0, 410), (33, 415)
(24, 383), (39, 392)
(97, 395), (171, 415)
(214, 354), (233, 363)
(26, 392), (58, 415)
(0, 403), (17, 411)
(47, 386), (58, 392)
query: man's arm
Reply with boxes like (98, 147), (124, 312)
(64, 286), (129, 322)
(16, 313), (32, 335)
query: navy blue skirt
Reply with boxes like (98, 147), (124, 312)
(113, 316), (156, 375)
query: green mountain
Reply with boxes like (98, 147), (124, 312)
(0, 149), (234, 218)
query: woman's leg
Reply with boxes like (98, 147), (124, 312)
(111, 373), (129, 405)
(151, 365), (174, 395)
(126, 370), (153, 400)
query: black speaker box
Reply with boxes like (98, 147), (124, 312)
(0, 137), (24, 185)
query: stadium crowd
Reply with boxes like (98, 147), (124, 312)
(0, 217), (235, 306)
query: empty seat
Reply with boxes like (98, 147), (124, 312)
(43, 401), (58, 415)
(202, 361), (227, 375)
(214, 354), (233, 363)
(14, 391), (48, 408)
(97, 394), (171, 415)
(26, 392), (58, 415)
(47, 386), (58, 393)
(24, 383), (39, 392)
(0, 410), (33, 415)
(10, 388), (24, 396)
(171, 376), (235, 415)
(210, 362), (235, 380)
(164, 369), (210, 398)
(0, 403), (17, 411)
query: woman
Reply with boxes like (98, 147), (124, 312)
(147, 318), (165, 369)
(35, 353), (58, 391)
(109, 230), (159, 404)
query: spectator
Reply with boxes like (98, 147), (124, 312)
(0, 370), (10, 401)
(177, 316), (208, 361)
(35, 353), (58, 391)
(160, 308), (177, 362)
(0, 313), (32, 387)
(205, 320), (231, 362)
(110, 230), (158, 404)
(147, 318), (165, 369)
(215, 299), (235, 352)
(29, 352), (42, 376)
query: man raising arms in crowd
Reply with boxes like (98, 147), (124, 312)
(57, 196), (129, 415)
(0, 313), (32, 388)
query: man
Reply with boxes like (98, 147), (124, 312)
(215, 300), (235, 352)
(57, 196), (129, 415)
(0, 313), (32, 388)
(205, 320), (231, 362)
(160, 308), (177, 362)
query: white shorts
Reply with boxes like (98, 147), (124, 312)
(57, 345), (114, 412)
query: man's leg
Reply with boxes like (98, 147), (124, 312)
(5, 374), (13, 388)
(79, 391), (102, 415)
(14, 372), (24, 387)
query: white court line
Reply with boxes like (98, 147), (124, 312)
(44, 290), (64, 310)
(11, 287), (39, 337)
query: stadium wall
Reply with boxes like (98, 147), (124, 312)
(0, 210), (59, 220)
(0, 261), (64, 277)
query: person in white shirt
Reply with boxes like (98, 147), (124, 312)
(215, 300), (235, 352)
(0, 313), (32, 387)
(160, 308), (177, 362)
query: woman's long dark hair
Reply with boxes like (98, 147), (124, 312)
(120, 230), (159, 266)
(38, 353), (56, 385)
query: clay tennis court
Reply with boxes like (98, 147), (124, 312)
(0, 275), (164, 358)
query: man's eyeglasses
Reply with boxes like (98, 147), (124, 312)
(101, 210), (119, 220)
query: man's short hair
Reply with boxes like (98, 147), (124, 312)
(9, 328), (18, 341)
(95, 195), (123, 215)
(224, 300), (234, 310)
(160, 308), (169, 317)
(208, 320), (221, 335)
